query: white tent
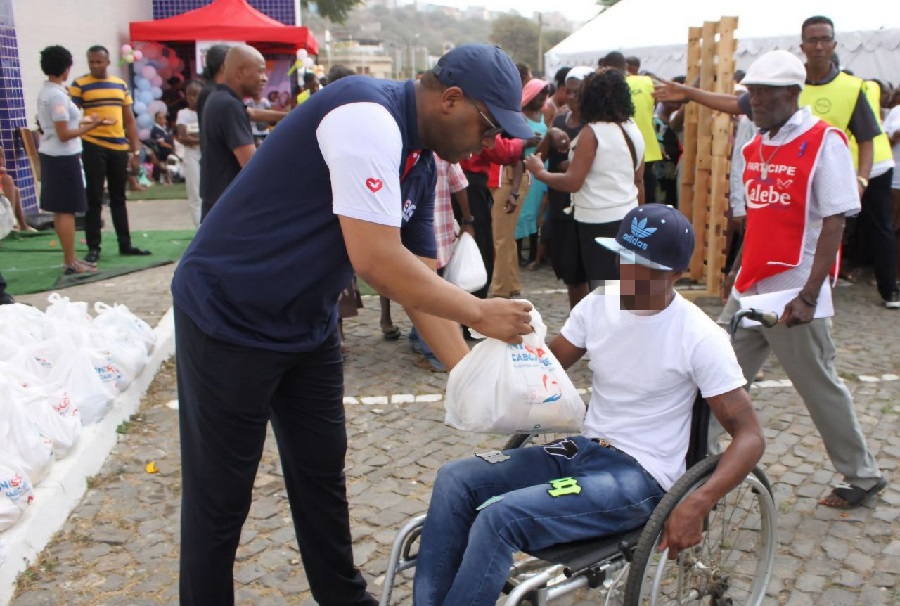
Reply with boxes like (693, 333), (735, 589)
(545, 0), (900, 86)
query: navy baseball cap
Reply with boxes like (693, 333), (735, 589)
(596, 204), (695, 271)
(432, 45), (534, 140)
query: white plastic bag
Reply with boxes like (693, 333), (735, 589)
(0, 303), (45, 342)
(0, 195), (13, 240)
(0, 456), (34, 532)
(47, 346), (116, 424)
(444, 305), (586, 434)
(0, 389), (54, 484)
(93, 302), (156, 354)
(9, 381), (82, 459)
(443, 232), (488, 293)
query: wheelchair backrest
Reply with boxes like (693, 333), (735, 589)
(685, 391), (710, 469)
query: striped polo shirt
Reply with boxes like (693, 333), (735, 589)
(69, 75), (134, 151)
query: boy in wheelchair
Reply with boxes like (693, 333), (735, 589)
(413, 204), (766, 606)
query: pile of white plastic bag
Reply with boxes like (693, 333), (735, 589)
(0, 294), (156, 535)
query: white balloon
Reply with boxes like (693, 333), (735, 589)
(297, 49), (308, 60)
(148, 100), (168, 115)
(303, 57), (315, 69)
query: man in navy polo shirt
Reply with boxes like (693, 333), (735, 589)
(171, 44), (536, 606)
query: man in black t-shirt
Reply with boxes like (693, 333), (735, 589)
(200, 45), (265, 220)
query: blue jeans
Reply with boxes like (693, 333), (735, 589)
(408, 326), (445, 370)
(413, 436), (664, 606)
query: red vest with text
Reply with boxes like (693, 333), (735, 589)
(735, 119), (846, 293)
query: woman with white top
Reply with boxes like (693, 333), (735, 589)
(525, 68), (645, 286)
(36, 45), (112, 274)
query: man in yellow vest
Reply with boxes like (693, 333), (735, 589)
(653, 15), (898, 308)
(601, 51), (663, 203)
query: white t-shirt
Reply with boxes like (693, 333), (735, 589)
(571, 119), (645, 224)
(176, 107), (199, 135)
(36, 81), (82, 156)
(561, 292), (746, 490)
(884, 106), (900, 190)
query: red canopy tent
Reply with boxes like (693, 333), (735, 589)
(129, 0), (319, 55)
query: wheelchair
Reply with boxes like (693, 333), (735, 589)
(379, 310), (779, 606)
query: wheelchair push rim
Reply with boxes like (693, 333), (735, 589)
(623, 457), (777, 606)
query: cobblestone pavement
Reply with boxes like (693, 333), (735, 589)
(7, 200), (900, 606)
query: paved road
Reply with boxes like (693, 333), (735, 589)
(7, 199), (900, 605)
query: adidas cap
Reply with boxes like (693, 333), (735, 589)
(595, 204), (695, 272)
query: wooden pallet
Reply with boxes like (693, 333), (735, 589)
(677, 16), (738, 301)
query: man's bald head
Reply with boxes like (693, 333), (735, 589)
(224, 44), (267, 98)
(224, 44), (264, 75)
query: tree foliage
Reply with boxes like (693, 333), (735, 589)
(543, 29), (570, 51)
(302, 0), (363, 23)
(490, 14), (541, 68)
(598, 0), (623, 7)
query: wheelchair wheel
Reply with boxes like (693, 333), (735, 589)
(623, 455), (776, 606)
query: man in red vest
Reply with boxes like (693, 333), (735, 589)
(717, 50), (886, 509)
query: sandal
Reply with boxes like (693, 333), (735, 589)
(64, 260), (98, 275)
(381, 325), (401, 341)
(413, 356), (446, 373)
(818, 478), (887, 509)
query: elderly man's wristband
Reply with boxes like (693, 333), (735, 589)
(798, 292), (817, 307)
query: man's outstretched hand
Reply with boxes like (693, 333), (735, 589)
(471, 298), (534, 344)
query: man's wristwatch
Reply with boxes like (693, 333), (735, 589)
(857, 175), (869, 188)
(132, 150), (141, 156)
(460, 217), (475, 225)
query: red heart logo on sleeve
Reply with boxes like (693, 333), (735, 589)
(365, 178), (383, 193)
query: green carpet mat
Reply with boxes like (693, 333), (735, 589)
(1, 230), (195, 295)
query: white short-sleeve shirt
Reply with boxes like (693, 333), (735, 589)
(561, 292), (746, 490)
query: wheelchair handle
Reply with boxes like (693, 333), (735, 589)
(729, 308), (779, 338)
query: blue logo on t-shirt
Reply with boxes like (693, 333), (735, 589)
(622, 217), (657, 250)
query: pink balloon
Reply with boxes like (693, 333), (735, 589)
(133, 50), (143, 61)
(121, 44), (132, 54)
(141, 65), (157, 80)
(150, 75), (163, 87)
(138, 128), (151, 141)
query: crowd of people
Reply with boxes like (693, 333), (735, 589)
(0, 13), (896, 606)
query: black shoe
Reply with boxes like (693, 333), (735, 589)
(0, 293), (15, 305)
(120, 246), (152, 256)
(84, 248), (101, 264)
(884, 292), (900, 309)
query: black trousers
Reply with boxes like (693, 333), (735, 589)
(643, 161), (658, 203)
(859, 169), (899, 300)
(175, 307), (376, 606)
(82, 141), (132, 252)
(464, 172), (495, 300)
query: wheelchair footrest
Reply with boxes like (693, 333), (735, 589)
(528, 528), (643, 577)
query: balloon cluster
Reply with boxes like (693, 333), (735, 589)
(288, 48), (317, 76)
(120, 44), (144, 65)
(127, 42), (186, 141)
